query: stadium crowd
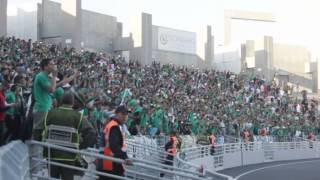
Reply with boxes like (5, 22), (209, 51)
(0, 36), (319, 146)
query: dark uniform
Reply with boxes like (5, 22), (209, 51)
(42, 105), (96, 180)
(100, 118), (128, 180)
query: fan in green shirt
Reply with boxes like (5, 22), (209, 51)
(150, 107), (163, 130)
(140, 109), (150, 132)
(33, 71), (53, 112)
(161, 110), (169, 134)
(5, 90), (16, 116)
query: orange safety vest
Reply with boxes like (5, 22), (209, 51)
(167, 136), (178, 156)
(103, 120), (126, 171)
(209, 135), (216, 147)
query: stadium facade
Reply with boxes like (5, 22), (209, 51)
(0, 0), (319, 92)
(0, 0), (7, 37)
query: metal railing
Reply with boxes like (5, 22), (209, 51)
(177, 139), (320, 180)
(126, 141), (174, 164)
(27, 140), (208, 180)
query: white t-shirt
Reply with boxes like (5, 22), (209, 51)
(296, 104), (301, 113)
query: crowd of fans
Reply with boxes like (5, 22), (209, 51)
(0, 36), (319, 146)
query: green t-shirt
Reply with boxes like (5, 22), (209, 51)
(151, 109), (162, 129)
(162, 111), (169, 134)
(33, 72), (52, 112)
(140, 112), (149, 129)
(5, 91), (16, 116)
(93, 108), (103, 123)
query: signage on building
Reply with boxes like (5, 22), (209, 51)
(157, 27), (196, 55)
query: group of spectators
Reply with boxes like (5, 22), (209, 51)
(0, 36), (319, 147)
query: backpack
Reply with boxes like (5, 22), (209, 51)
(21, 79), (36, 141)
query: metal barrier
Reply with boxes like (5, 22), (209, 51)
(4, 137), (318, 180)
(0, 141), (30, 180)
(177, 140), (320, 180)
(126, 141), (174, 164)
(27, 140), (208, 180)
(224, 136), (240, 143)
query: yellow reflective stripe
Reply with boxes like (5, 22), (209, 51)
(44, 112), (49, 128)
(42, 112), (49, 141)
(59, 107), (73, 111)
(78, 112), (83, 130)
(76, 112), (83, 144)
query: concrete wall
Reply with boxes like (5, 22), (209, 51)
(242, 36), (314, 92)
(224, 9), (276, 46)
(151, 25), (202, 67)
(273, 43), (311, 79)
(38, 0), (131, 53)
(61, 0), (81, 49)
(214, 50), (241, 73)
(0, 0), (7, 37)
(7, 9), (37, 41)
(81, 10), (117, 53)
(130, 47), (142, 62)
(113, 36), (134, 52)
(38, 0), (62, 41)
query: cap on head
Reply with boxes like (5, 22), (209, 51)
(115, 105), (131, 115)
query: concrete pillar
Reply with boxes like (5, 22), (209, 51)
(61, 0), (82, 49)
(205, 25), (213, 66)
(117, 22), (123, 37)
(245, 40), (254, 57)
(141, 13), (152, 65)
(0, 0), (7, 37)
(240, 44), (246, 71)
(37, 3), (42, 41)
(224, 16), (231, 46)
(245, 40), (256, 73)
(264, 36), (274, 81)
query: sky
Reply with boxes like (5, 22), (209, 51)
(7, 0), (320, 59)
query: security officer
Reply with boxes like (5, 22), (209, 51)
(42, 92), (96, 180)
(100, 105), (133, 180)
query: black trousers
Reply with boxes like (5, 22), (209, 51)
(5, 115), (21, 141)
(0, 121), (6, 146)
(50, 163), (76, 180)
(210, 146), (216, 155)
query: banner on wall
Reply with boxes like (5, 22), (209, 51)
(157, 27), (196, 55)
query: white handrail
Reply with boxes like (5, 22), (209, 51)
(177, 139), (319, 180)
(28, 140), (206, 180)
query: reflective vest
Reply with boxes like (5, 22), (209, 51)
(209, 135), (216, 147)
(42, 106), (83, 161)
(103, 120), (126, 171)
(167, 136), (178, 156)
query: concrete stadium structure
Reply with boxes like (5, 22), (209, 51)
(130, 13), (213, 68)
(0, 0), (7, 37)
(8, 9), (37, 40)
(37, 0), (133, 53)
(224, 9), (276, 46)
(1, 1), (320, 92)
(213, 10), (317, 93)
(241, 36), (314, 93)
